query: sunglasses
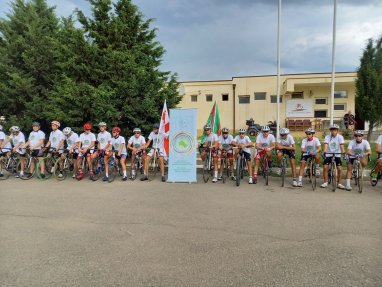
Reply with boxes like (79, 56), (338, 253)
(306, 133), (312, 135)
(263, 131), (269, 133)
(239, 132), (245, 135)
(134, 132), (140, 134)
(222, 132), (228, 134)
(355, 135), (363, 137)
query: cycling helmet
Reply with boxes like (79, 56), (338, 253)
(238, 128), (246, 133)
(305, 128), (315, 134)
(354, 130), (364, 136)
(83, 123), (92, 130)
(112, 127), (121, 133)
(261, 125), (270, 132)
(98, 122), (107, 127)
(32, 121), (40, 127)
(0, 125), (3, 131)
(10, 126), (20, 132)
(204, 124), (211, 131)
(133, 128), (141, 133)
(153, 123), (160, 129)
(51, 120), (60, 127)
(63, 127), (72, 136)
(222, 127), (229, 133)
(280, 128), (289, 135)
(329, 124), (339, 130)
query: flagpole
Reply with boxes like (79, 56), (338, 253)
(330, 0), (337, 126)
(276, 0), (281, 141)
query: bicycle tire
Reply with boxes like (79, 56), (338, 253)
(37, 156), (54, 180)
(108, 159), (118, 182)
(235, 156), (242, 187)
(0, 156), (11, 180)
(18, 156), (35, 180)
(263, 157), (269, 186)
(310, 161), (316, 190)
(356, 162), (363, 193)
(331, 162), (337, 192)
(53, 159), (68, 180)
(221, 157), (227, 183)
(203, 155), (211, 183)
(92, 157), (102, 181)
(281, 157), (286, 187)
(370, 165), (378, 187)
(148, 157), (158, 180)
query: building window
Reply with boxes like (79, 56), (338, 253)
(291, 92), (304, 99)
(315, 98), (327, 105)
(206, 94), (213, 102)
(238, 95), (250, 104)
(334, 91), (347, 98)
(191, 95), (197, 102)
(254, 92), (266, 100)
(334, 104), (346, 111)
(314, 110), (327, 118)
(270, 95), (282, 103)
(222, 94), (229, 101)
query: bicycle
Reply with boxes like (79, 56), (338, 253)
(369, 158), (382, 187)
(235, 148), (246, 187)
(279, 152), (288, 187)
(148, 148), (161, 181)
(36, 148), (62, 180)
(53, 150), (75, 180)
(219, 146), (232, 184)
(325, 152), (342, 192)
(258, 151), (270, 186)
(202, 147), (214, 183)
(305, 154), (317, 191)
(350, 155), (365, 193)
(18, 148), (42, 180)
(0, 149), (19, 180)
(130, 150), (144, 180)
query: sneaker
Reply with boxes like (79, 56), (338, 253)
(276, 168), (282, 176)
(40, 173), (45, 179)
(292, 180), (298, 187)
(320, 182), (328, 188)
(315, 168), (321, 176)
(76, 172), (84, 181)
(122, 176), (128, 181)
(345, 185), (352, 191)
(18, 173), (24, 179)
(161, 176), (166, 182)
(89, 171), (94, 178)
(231, 175), (236, 180)
(140, 176), (148, 181)
(217, 176), (223, 180)
(58, 173), (63, 178)
(72, 173), (76, 179)
(212, 177), (218, 183)
(337, 183), (346, 190)
(297, 181), (302, 187)
(371, 172), (378, 182)
(253, 177), (257, 184)
(248, 177), (253, 184)
(129, 175), (136, 180)
(102, 176), (109, 181)
(0, 173), (3, 178)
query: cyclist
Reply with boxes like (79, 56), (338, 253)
(92, 122), (112, 182)
(345, 130), (371, 191)
(199, 124), (219, 182)
(253, 126), (276, 184)
(23, 122), (46, 176)
(297, 128), (321, 187)
(127, 128), (146, 180)
(0, 125), (12, 178)
(63, 127), (80, 178)
(218, 127), (235, 180)
(9, 126), (26, 178)
(276, 128), (297, 187)
(371, 134), (382, 183)
(44, 120), (65, 154)
(321, 124), (345, 189)
(109, 126), (128, 181)
(144, 123), (168, 182)
(232, 128), (253, 184)
(76, 123), (96, 180)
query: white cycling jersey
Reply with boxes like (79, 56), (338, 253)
(233, 135), (252, 154)
(66, 132), (80, 151)
(301, 137), (321, 155)
(111, 136), (127, 156)
(277, 134), (295, 147)
(324, 134), (344, 157)
(347, 139), (370, 157)
(97, 131), (111, 150)
(49, 129), (64, 150)
(28, 130), (45, 149)
(256, 133), (276, 148)
(10, 132), (26, 154)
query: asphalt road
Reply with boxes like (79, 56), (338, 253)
(1, 176), (381, 287)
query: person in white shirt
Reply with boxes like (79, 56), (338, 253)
(9, 126), (26, 177)
(108, 126), (128, 181)
(345, 130), (371, 191)
(321, 124), (345, 189)
(232, 128), (253, 184)
(143, 123), (168, 182)
(63, 127), (80, 178)
(199, 124), (219, 182)
(127, 127), (146, 180)
(276, 128), (297, 187)
(92, 122), (112, 182)
(253, 126), (276, 184)
(0, 125), (12, 178)
(76, 123), (96, 180)
(297, 128), (321, 187)
(372, 134), (382, 183)
(23, 122), (46, 176)
(218, 127), (235, 180)
(44, 120), (65, 153)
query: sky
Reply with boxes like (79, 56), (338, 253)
(1, 0), (381, 81)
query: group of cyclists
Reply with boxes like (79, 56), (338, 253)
(0, 121), (168, 182)
(1, 119), (382, 190)
(199, 123), (382, 191)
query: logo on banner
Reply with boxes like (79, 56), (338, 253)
(171, 132), (194, 155)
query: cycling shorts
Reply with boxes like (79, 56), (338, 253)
(220, 149), (234, 159)
(31, 149), (44, 157)
(324, 156), (342, 166)
(278, 149), (295, 159)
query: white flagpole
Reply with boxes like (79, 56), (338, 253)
(330, 0), (337, 126)
(276, 0), (281, 141)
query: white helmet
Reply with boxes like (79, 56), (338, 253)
(305, 128), (315, 134)
(329, 124), (340, 130)
(98, 122), (107, 127)
(10, 126), (20, 132)
(63, 127), (72, 136)
(51, 120), (60, 127)
(280, 128), (289, 135)
(261, 125), (270, 132)
(133, 128), (141, 133)
(238, 128), (246, 133)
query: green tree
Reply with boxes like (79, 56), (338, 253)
(355, 37), (382, 142)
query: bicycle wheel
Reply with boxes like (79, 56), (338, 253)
(108, 159), (118, 182)
(148, 157), (158, 180)
(129, 159), (138, 180)
(281, 157), (286, 187)
(221, 157), (227, 183)
(235, 156), (242, 187)
(263, 157), (269, 186)
(39, 156), (54, 180)
(331, 162), (337, 192)
(53, 159), (68, 180)
(310, 161), (316, 190)
(203, 155), (211, 183)
(18, 156), (35, 180)
(370, 165), (378, 187)
(356, 163), (363, 193)
(0, 156), (11, 180)
(92, 157), (102, 181)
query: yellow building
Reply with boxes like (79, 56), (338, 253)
(178, 72), (357, 134)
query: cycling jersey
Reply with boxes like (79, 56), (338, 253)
(218, 134), (233, 150)
(66, 132), (80, 151)
(97, 131), (111, 150)
(233, 135), (252, 153)
(28, 130), (45, 149)
(148, 132), (168, 149)
(128, 135), (146, 148)
(376, 135), (382, 150)
(301, 137), (321, 155)
(277, 134), (295, 147)
(0, 131), (12, 153)
(324, 134), (344, 157)
(79, 132), (96, 149)
(111, 136), (127, 156)
(256, 133), (276, 148)
(10, 132), (26, 154)
(347, 139), (370, 157)
(203, 133), (218, 146)
(49, 130), (65, 149)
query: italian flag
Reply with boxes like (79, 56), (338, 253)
(201, 101), (221, 144)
